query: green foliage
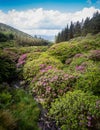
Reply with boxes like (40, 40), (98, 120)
(0, 92), (12, 108)
(0, 51), (16, 83)
(11, 89), (40, 130)
(48, 34), (100, 63)
(75, 63), (100, 95)
(89, 50), (100, 61)
(19, 46), (48, 53)
(23, 53), (63, 81)
(0, 110), (17, 130)
(49, 90), (100, 130)
(0, 84), (40, 130)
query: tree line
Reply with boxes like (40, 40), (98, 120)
(55, 11), (100, 43)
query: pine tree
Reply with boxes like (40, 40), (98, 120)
(69, 22), (74, 39)
(74, 21), (81, 37)
(82, 17), (90, 36)
(90, 11), (100, 34)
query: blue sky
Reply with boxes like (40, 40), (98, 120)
(0, 0), (100, 41)
(0, 0), (99, 12)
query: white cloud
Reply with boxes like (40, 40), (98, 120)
(0, 7), (100, 37)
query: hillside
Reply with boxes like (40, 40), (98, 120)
(0, 33), (100, 130)
(0, 23), (50, 47)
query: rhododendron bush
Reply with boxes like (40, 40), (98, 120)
(49, 90), (100, 130)
(30, 68), (76, 105)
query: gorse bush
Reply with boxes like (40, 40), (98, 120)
(49, 90), (100, 130)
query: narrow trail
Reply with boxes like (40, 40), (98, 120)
(37, 102), (61, 130)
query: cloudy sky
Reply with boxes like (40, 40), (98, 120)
(0, 0), (100, 40)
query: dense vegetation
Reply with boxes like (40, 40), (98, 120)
(0, 21), (100, 129)
(56, 12), (100, 43)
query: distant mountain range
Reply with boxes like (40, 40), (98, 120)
(37, 35), (55, 41)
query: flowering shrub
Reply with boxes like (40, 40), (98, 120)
(30, 69), (76, 105)
(23, 54), (63, 81)
(76, 64), (86, 72)
(48, 36), (100, 63)
(49, 90), (100, 130)
(89, 50), (100, 61)
(17, 53), (27, 67)
(74, 53), (83, 58)
(75, 64), (100, 95)
(26, 52), (42, 62)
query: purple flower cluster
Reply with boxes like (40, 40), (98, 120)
(96, 100), (100, 109)
(40, 64), (53, 73)
(31, 69), (76, 102)
(76, 65), (85, 72)
(74, 53), (83, 58)
(90, 50), (100, 61)
(17, 53), (27, 67)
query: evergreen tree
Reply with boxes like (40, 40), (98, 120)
(69, 22), (74, 39)
(90, 11), (100, 34)
(64, 25), (69, 41)
(82, 17), (90, 35)
(74, 21), (81, 37)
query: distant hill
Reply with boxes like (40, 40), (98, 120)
(0, 23), (50, 47)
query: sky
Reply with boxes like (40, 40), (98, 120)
(0, 0), (100, 40)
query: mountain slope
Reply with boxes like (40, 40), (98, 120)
(0, 23), (50, 47)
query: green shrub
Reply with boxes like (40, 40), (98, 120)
(75, 63), (100, 95)
(63, 53), (100, 95)
(0, 110), (17, 130)
(0, 92), (12, 108)
(48, 42), (82, 63)
(26, 52), (42, 62)
(49, 90), (100, 130)
(64, 54), (88, 73)
(23, 53), (63, 82)
(19, 46), (48, 54)
(0, 52), (16, 83)
(48, 35), (100, 63)
(0, 86), (40, 130)
(89, 50), (100, 61)
(11, 89), (40, 130)
(30, 68), (76, 106)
